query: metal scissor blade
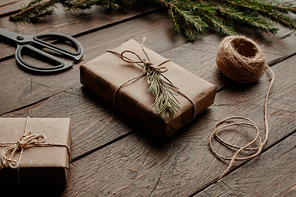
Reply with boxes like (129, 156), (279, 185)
(0, 28), (30, 44)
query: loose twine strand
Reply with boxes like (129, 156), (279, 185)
(0, 117), (71, 171)
(210, 35), (275, 180)
(107, 37), (196, 119)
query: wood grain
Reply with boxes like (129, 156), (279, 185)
(0, 10), (186, 116)
(3, 33), (296, 196)
(0, 1), (157, 59)
(0, 0), (31, 16)
(3, 86), (136, 160)
(60, 54), (296, 197)
(1, 1), (296, 196)
(195, 129), (296, 196)
(3, 27), (294, 160)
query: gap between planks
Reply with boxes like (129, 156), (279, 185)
(2, 35), (296, 163)
(66, 44), (296, 164)
(189, 126), (296, 197)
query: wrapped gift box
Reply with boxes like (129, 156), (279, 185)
(0, 118), (71, 185)
(80, 39), (217, 139)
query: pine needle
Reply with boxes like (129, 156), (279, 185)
(9, 0), (296, 40)
(145, 65), (181, 116)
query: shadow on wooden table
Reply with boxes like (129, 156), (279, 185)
(133, 108), (215, 147)
(0, 184), (66, 197)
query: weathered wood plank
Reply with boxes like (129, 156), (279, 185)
(3, 37), (291, 196)
(0, 5), (295, 196)
(0, 0), (31, 16)
(195, 130), (296, 196)
(3, 86), (136, 160)
(2, 25), (294, 116)
(161, 32), (288, 90)
(2, 27), (294, 160)
(1, 1), (295, 117)
(0, 2), (157, 59)
(0, 10), (186, 116)
(59, 54), (296, 196)
(0, 40), (294, 197)
(2, 19), (295, 163)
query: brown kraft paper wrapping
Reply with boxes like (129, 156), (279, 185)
(0, 118), (71, 185)
(80, 39), (217, 139)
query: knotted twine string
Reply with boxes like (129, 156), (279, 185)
(0, 117), (71, 183)
(107, 37), (196, 119)
(209, 35), (275, 180)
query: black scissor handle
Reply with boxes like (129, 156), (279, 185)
(33, 33), (83, 61)
(15, 44), (73, 74)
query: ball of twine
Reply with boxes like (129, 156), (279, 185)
(216, 36), (266, 83)
(210, 35), (275, 180)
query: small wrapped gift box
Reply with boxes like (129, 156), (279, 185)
(0, 118), (71, 185)
(80, 39), (217, 139)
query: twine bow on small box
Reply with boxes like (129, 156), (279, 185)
(1, 132), (46, 169)
(0, 117), (71, 172)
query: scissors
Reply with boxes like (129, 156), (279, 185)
(0, 28), (83, 74)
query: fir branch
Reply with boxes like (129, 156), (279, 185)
(183, 17), (195, 40)
(185, 0), (236, 36)
(10, 0), (57, 22)
(246, 0), (296, 14)
(167, 5), (181, 33)
(177, 9), (208, 33)
(221, 0), (296, 30)
(217, 8), (278, 33)
(66, 0), (89, 10)
(9, 0), (296, 41)
(158, 0), (208, 33)
(64, 0), (127, 10)
(204, 14), (236, 36)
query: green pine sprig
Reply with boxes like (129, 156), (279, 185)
(144, 65), (181, 116)
(221, 0), (296, 30)
(10, 0), (58, 23)
(9, 0), (296, 41)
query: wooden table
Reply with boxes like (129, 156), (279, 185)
(1, 1), (296, 196)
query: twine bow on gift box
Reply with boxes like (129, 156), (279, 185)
(120, 49), (169, 74)
(107, 37), (196, 118)
(0, 117), (71, 171)
(1, 133), (46, 169)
